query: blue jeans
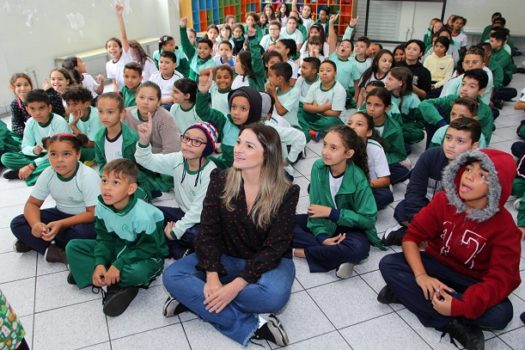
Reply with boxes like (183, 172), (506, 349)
(163, 253), (295, 346)
(156, 206), (200, 259)
(379, 252), (513, 331)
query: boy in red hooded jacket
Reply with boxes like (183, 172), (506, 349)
(377, 149), (521, 350)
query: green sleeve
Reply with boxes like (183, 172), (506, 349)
(306, 164), (337, 237)
(336, 186), (377, 231)
(249, 37), (266, 91)
(113, 221), (166, 271)
(94, 216), (116, 267)
(477, 104), (494, 145)
(180, 26), (196, 61)
(195, 92), (227, 131)
(94, 130), (106, 174)
(385, 131), (407, 165)
(518, 193), (525, 227)
(211, 144), (234, 169)
(490, 61), (504, 89)
(418, 95), (453, 126)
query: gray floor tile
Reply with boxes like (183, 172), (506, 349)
(19, 315), (33, 349)
(0, 205), (25, 228)
(0, 227), (16, 254)
(484, 336), (513, 349)
(107, 285), (180, 339)
(340, 313), (431, 350)
(499, 326), (525, 349)
(35, 271), (100, 312)
(35, 253), (68, 276)
(295, 196), (310, 215)
(111, 323), (190, 349)
(0, 277), (35, 317)
(374, 206), (398, 234)
(493, 295), (525, 335)
(392, 182), (407, 202)
(358, 270), (405, 311)
(0, 251), (36, 284)
(293, 257), (339, 289)
(292, 157), (317, 179)
(0, 186), (32, 209)
(280, 331), (350, 349)
(354, 246), (394, 275)
(183, 318), (270, 349)
(291, 278), (304, 293)
(514, 270), (525, 300)
(79, 342), (111, 350)
(293, 176), (310, 198)
(273, 290), (334, 345)
(308, 277), (393, 329)
(33, 299), (108, 350)
(305, 140), (322, 156)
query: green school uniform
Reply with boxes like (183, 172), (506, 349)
(376, 115), (407, 165)
(419, 94), (494, 144)
(180, 27), (216, 81)
(66, 194), (168, 289)
(195, 91), (240, 169)
(0, 120), (21, 154)
(491, 46), (516, 81)
(307, 158), (383, 248)
(120, 85), (138, 107)
(391, 93), (424, 144)
(488, 57), (504, 89)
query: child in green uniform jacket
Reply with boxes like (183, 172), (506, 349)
(366, 87), (410, 184)
(1, 89), (71, 185)
(489, 29), (517, 86)
(66, 159), (168, 317)
(419, 69), (493, 146)
(292, 125), (382, 279)
(179, 17), (216, 81)
(195, 73), (262, 169)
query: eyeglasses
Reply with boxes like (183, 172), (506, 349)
(181, 134), (207, 147)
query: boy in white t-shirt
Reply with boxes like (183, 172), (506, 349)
(149, 51), (184, 110)
(266, 62), (301, 128)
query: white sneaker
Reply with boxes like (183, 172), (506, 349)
(514, 198), (521, 210)
(336, 262), (355, 279)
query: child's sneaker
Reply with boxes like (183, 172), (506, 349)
(251, 314), (289, 347)
(308, 130), (323, 142)
(377, 285), (399, 304)
(381, 224), (407, 246)
(102, 285), (139, 317)
(442, 318), (484, 350)
(520, 311), (525, 324)
(66, 272), (76, 285)
(13, 240), (32, 253)
(335, 262), (354, 279)
(3, 170), (19, 180)
(44, 244), (68, 265)
(162, 296), (190, 317)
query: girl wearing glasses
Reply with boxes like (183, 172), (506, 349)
(135, 120), (218, 259)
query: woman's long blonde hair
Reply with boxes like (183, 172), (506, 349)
(222, 123), (291, 229)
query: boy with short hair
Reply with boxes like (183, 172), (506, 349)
(1, 89), (71, 184)
(120, 62), (142, 107)
(379, 148), (521, 350)
(260, 20), (282, 52)
(266, 62), (301, 128)
(429, 97), (488, 148)
(66, 159), (168, 317)
(383, 117), (481, 246)
(489, 28), (517, 86)
(295, 57), (320, 101)
(149, 51), (184, 110)
(420, 68), (493, 146)
(63, 85), (103, 162)
(213, 41), (235, 67)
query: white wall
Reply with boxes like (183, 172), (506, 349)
(0, 0), (179, 108)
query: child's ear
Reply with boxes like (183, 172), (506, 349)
(119, 109), (126, 121)
(385, 105), (391, 113)
(477, 88), (486, 97)
(366, 129), (373, 138)
(184, 92), (191, 101)
(127, 182), (138, 196)
(470, 140), (480, 149)
(345, 149), (355, 159)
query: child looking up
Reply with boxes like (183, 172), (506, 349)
(383, 117), (482, 246)
(107, 2), (133, 90)
(430, 97), (487, 148)
(231, 26), (266, 91)
(378, 149), (521, 350)
(295, 57), (320, 102)
(63, 86), (104, 162)
(292, 125), (382, 279)
(196, 72), (262, 169)
(180, 17), (216, 81)
(135, 121), (218, 259)
(8, 73), (32, 137)
(124, 82), (181, 154)
(10, 134), (99, 264)
(170, 78), (201, 132)
(120, 62), (142, 108)
(356, 50), (394, 107)
(66, 159), (168, 317)
(423, 36), (454, 97)
(384, 67), (424, 145)
(213, 41), (235, 67)
(365, 87), (410, 184)
(2, 90), (71, 184)
(149, 51), (184, 110)
(348, 112), (393, 210)
(299, 60), (346, 142)
(266, 62), (300, 128)
(274, 39), (299, 84)
(260, 20), (282, 51)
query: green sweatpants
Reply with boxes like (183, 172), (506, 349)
(298, 108), (344, 142)
(0, 121), (21, 153)
(402, 122), (425, 145)
(66, 239), (164, 289)
(0, 152), (50, 186)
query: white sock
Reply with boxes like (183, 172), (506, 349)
(257, 315), (267, 328)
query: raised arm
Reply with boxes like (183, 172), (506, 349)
(115, 2), (130, 53)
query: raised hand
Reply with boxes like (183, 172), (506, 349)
(180, 17), (188, 28)
(137, 112), (153, 145)
(349, 16), (359, 27)
(198, 69), (213, 93)
(329, 13), (339, 25)
(115, 1), (124, 16)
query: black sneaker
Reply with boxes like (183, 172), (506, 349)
(14, 240), (32, 253)
(3, 170), (19, 180)
(67, 272), (76, 285)
(442, 318), (484, 350)
(252, 314), (289, 347)
(377, 285), (399, 304)
(520, 311), (525, 324)
(102, 286), (139, 317)
(381, 225), (407, 246)
(493, 99), (504, 110)
(162, 296), (191, 317)
(45, 244), (68, 265)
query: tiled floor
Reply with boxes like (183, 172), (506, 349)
(2, 73), (525, 350)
